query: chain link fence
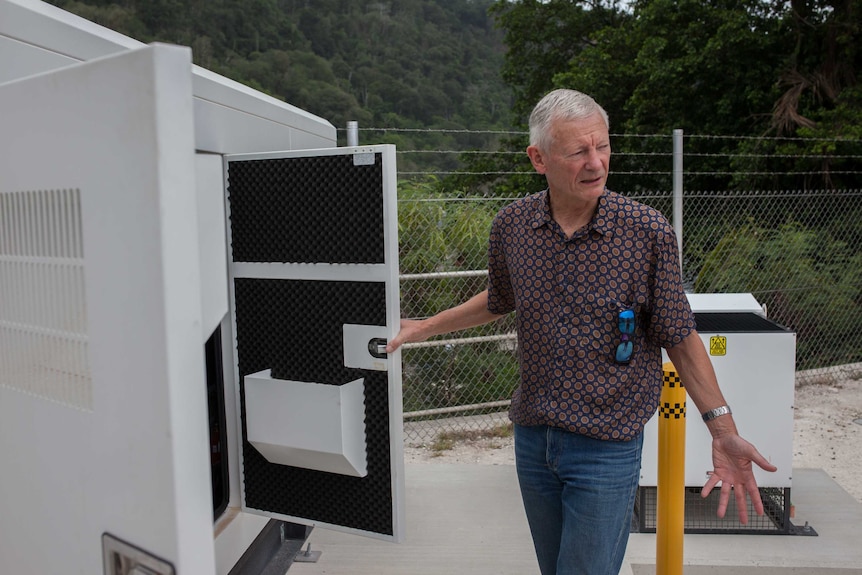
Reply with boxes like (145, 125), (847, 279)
(378, 128), (862, 443)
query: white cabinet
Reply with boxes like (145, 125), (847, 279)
(641, 293), (796, 489)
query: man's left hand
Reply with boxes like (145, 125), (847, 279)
(703, 434), (778, 524)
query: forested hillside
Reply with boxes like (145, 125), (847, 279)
(47, 0), (860, 190)
(47, 0), (512, 149)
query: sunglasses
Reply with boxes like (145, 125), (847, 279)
(615, 308), (635, 364)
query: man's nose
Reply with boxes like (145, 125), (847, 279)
(584, 148), (603, 169)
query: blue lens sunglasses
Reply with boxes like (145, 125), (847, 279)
(615, 308), (635, 364)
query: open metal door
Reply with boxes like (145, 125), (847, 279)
(224, 146), (405, 542)
(0, 45), (215, 574)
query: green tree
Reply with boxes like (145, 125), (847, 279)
(486, 0), (860, 193)
(772, 0), (861, 137)
(489, 0), (628, 124)
(48, 0), (513, 161)
(695, 221), (862, 369)
(397, 180), (519, 412)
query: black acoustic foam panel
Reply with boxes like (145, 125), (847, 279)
(227, 154), (385, 264)
(234, 278), (392, 535)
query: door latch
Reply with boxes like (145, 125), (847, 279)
(367, 338), (388, 359)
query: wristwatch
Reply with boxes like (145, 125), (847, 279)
(701, 405), (732, 422)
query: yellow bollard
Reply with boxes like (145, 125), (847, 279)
(656, 361), (686, 575)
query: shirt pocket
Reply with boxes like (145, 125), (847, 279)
(579, 294), (644, 360)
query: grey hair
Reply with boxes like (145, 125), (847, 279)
(528, 89), (610, 151)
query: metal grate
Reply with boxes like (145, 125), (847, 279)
(632, 486), (813, 535)
(694, 312), (789, 333)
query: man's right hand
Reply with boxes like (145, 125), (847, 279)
(385, 290), (499, 354)
(385, 319), (428, 353)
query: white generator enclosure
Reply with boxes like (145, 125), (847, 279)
(641, 293), (796, 488)
(0, 1), (405, 574)
(638, 293), (797, 533)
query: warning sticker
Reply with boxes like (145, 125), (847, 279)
(709, 335), (727, 356)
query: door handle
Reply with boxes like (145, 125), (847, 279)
(368, 338), (388, 359)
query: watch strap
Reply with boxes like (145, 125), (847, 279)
(701, 405), (732, 422)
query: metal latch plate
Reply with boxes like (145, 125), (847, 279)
(353, 151), (375, 165)
(343, 324), (389, 371)
(102, 533), (175, 575)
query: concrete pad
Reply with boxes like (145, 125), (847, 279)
(292, 463), (538, 575)
(291, 466), (862, 574)
(627, 468), (862, 573)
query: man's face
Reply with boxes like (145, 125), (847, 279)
(526, 112), (611, 205)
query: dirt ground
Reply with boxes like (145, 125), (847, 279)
(405, 378), (862, 504)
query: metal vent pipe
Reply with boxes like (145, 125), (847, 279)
(346, 121), (359, 147)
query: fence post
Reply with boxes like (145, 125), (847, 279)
(656, 361), (686, 575)
(347, 121), (359, 147)
(673, 129), (684, 273)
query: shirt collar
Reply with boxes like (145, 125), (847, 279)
(531, 189), (614, 238)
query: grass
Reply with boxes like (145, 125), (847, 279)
(429, 422), (514, 456)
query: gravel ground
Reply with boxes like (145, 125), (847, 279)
(405, 378), (862, 504)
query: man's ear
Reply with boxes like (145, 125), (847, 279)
(526, 145), (546, 174)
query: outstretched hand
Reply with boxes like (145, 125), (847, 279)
(702, 433), (778, 524)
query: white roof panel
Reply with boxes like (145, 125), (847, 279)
(0, 0), (336, 153)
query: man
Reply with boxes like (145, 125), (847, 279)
(386, 89), (776, 575)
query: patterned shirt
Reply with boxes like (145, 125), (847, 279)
(487, 189), (695, 440)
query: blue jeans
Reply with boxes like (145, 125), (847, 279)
(514, 424), (644, 575)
